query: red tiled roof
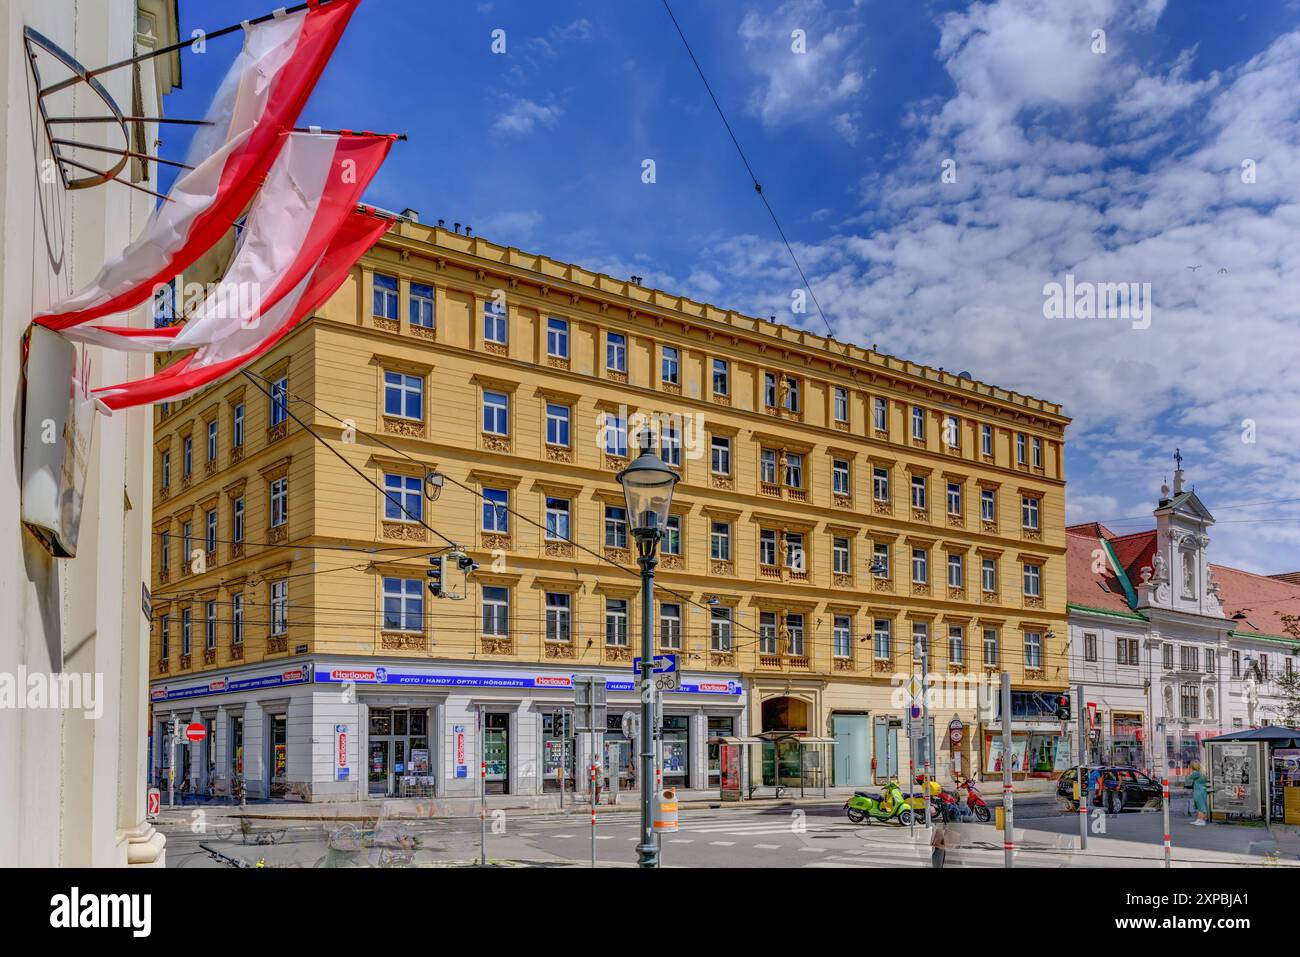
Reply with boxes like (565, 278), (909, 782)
(1066, 521), (1115, 540)
(1211, 564), (1300, 641)
(1067, 523), (1300, 640)
(1066, 530), (1134, 614)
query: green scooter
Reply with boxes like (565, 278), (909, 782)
(844, 779), (914, 825)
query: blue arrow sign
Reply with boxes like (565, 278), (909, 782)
(632, 654), (678, 675)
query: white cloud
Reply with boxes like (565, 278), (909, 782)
(493, 97), (562, 134)
(739, 0), (869, 139)
(477, 210), (545, 244)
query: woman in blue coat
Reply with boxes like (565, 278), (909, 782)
(1187, 761), (1209, 826)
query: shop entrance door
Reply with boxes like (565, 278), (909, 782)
(368, 740), (388, 796)
(873, 716), (898, 784)
(484, 712), (509, 795)
(832, 714), (870, 786)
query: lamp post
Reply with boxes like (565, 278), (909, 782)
(617, 433), (679, 869)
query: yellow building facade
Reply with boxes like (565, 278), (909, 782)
(147, 219), (1070, 801)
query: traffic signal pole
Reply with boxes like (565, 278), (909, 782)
(1000, 672), (1014, 867)
(1077, 683), (1087, 851)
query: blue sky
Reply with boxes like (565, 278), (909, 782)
(163, 0), (1300, 573)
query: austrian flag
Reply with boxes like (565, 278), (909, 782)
(32, 0), (360, 331)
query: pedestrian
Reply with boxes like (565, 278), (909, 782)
(1186, 761), (1209, 826)
(1086, 766), (1102, 808)
(930, 811), (962, 867)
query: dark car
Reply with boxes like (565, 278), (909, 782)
(1057, 765), (1162, 813)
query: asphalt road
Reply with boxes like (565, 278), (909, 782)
(157, 794), (1282, 868)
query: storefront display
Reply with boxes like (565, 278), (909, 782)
(708, 716), (734, 786)
(661, 715), (689, 782)
(1111, 713), (1144, 767)
(542, 710), (573, 792)
(270, 714), (287, 796)
(985, 735), (1027, 773)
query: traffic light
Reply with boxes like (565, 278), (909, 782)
(426, 555), (444, 597)
(1053, 692), (1071, 721)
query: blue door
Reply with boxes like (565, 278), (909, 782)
(832, 714), (871, 786)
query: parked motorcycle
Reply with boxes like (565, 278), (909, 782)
(957, 777), (992, 823)
(905, 775), (959, 823)
(845, 779), (914, 826)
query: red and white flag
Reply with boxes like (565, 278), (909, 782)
(66, 130), (395, 352)
(33, 0), (360, 331)
(92, 210), (393, 410)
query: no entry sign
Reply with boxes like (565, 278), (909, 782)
(184, 722), (205, 742)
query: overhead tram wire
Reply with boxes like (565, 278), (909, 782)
(658, 0), (835, 340)
(238, 374), (1070, 669)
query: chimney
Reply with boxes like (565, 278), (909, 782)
(400, 208), (420, 223)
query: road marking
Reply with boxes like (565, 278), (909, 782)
(709, 841), (736, 846)
(754, 843), (781, 850)
(551, 834), (574, 839)
(595, 835), (613, 840)
(798, 846), (827, 853)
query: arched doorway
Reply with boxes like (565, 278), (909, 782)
(761, 696), (809, 786)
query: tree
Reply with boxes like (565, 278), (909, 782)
(1274, 616), (1300, 727)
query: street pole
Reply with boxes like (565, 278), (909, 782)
(1000, 671), (1014, 867)
(920, 637), (932, 828)
(634, 528), (660, 868)
(1162, 774), (1171, 868)
(1077, 682), (1088, 851)
(169, 715), (178, 808)
(478, 704), (487, 866)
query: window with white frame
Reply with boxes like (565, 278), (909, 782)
(711, 608), (733, 651)
(911, 406), (925, 440)
(233, 403), (245, 448)
(384, 371), (422, 420)
(373, 273), (399, 319)
(981, 424), (993, 456)
(604, 505), (628, 548)
(546, 317), (569, 358)
(483, 299), (508, 344)
(271, 376), (288, 426)
(482, 586), (509, 636)
(183, 436), (193, 477)
(232, 593), (244, 645)
(182, 520), (192, 557)
(205, 508), (217, 553)
(833, 615), (852, 658)
(604, 412), (627, 456)
(410, 282), (435, 328)
(605, 599), (629, 646)
(383, 577), (423, 632)
(873, 397), (888, 431)
(384, 473), (422, 523)
(1180, 684), (1200, 720)
(1181, 645), (1200, 672)
(207, 420), (218, 463)
(947, 552), (963, 588)
(759, 529), (777, 567)
(874, 618), (892, 660)
(160, 617), (171, 659)
(1023, 562), (1041, 597)
(981, 557), (997, 592)
(783, 377), (801, 413)
(1016, 432), (1027, 464)
(982, 628), (999, 666)
(1022, 496), (1040, 530)
(1032, 436), (1043, 468)
(948, 625), (964, 665)
(763, 372), (778, 408)
(873, 543), (890, 578)
(911, 475), (927, 509)
(1084, 632), (1097, 662)
(912, 622), (929, 664)
(947, 482), (962, 515)
(945, 414), (960, 448)
(912, 548), (928, 584)
(659, 603), (682, 649)
(710, 521), (731, 562)
(482, 488), (509, 533)
(661, 346), (680, 384)
(833, 537), (851, 575)
(834, 387), (849, 423)
(710, 436), (731, 475)
(160, 531), (171, 573)
(712, 358), (729, 396)
(981, 488), (996, 522)
(832, 459), (850, 496)
(205, 600), (217, 650)
(546, 403), (571, 447)
(545, 592), (572, 642)
(661, 420), (681, 467)
(760, 449), (778, 485)
(161, 450), (171, 488)
(545, 498), (570, 540)
(482, 390), (509, 436)
(182, 608), (192, 655)
(233, 497), (244, 543)
(270, 579), (289, 636)
(663, 515), (682, 555)
(1024, 631), (1042, 669)
(759, 611), (778, 654)
(269, 476), (288, 528)
(873, 466), (890, 502)
(606, 332), (626, 373)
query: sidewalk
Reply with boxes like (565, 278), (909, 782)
(157, 780), (1060, 825)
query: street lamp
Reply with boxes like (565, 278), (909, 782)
(616, 432), (679, 869)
